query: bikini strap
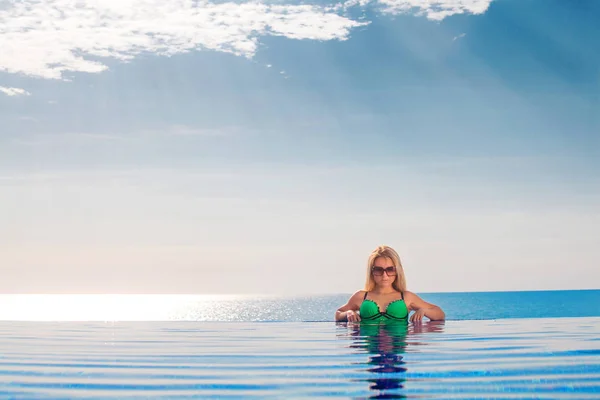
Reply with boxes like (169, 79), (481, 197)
(363, 291), (369, 300)
(400, 291), (404, 300)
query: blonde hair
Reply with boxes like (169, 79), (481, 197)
(364, 245), (407, 292)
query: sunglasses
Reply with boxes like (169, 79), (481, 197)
(372, 266), (397, 276)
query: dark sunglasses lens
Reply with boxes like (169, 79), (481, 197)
(372, 266), (397, 276)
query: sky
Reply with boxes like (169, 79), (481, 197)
(0, 0), (598, 295)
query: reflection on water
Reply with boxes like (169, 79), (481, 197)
(339, 321), (445, 399)
(1, 319), (598, 398)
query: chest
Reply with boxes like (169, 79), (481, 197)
(362, 294), (407, 313)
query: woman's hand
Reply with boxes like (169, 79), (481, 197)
(346, 310), (361, 322)
(410, 309), (426, 323)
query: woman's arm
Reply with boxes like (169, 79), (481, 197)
(405, 291), (445, 321)
(335, 290), (363, 322)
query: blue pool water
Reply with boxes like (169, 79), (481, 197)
(1, 290), (599, 398)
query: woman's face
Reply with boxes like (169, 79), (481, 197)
(372, 256), (397, 288)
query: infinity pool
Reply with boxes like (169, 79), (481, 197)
(1, 317), (599, 398)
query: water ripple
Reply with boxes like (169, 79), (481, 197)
(1, 318), (599, 399)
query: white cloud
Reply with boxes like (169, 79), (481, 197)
(6, 124), (247, 147)
(0, 0), (493, 81)
(371, 0), (493, 20)
(165, 124), (232, 136)
(0, 0), (367, 80)
(0, 164), (598, 294)
(136, 124), (246, 137)
(0, 86), (31, 96)
(453, 32), (467, 41)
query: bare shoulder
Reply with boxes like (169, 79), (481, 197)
(351, 289), (366, 301)
(336, 290), (367, 313)
(403, 290), (439, 310)
(403, 290), (423, 309)
(403, 290), (418, 300)
(349, 290), (366, 305)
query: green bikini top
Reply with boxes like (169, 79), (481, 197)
(359, 291), (409, 322)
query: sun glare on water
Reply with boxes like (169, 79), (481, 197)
(0, 294), (239, 321)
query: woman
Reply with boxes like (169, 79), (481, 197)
(335, 245), (445, 323)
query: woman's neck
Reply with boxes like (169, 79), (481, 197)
(372, 287), (397, 295)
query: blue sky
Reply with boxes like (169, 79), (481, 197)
(1, 0), (598, 294)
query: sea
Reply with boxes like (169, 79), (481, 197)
(0, 290), (599, 399)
